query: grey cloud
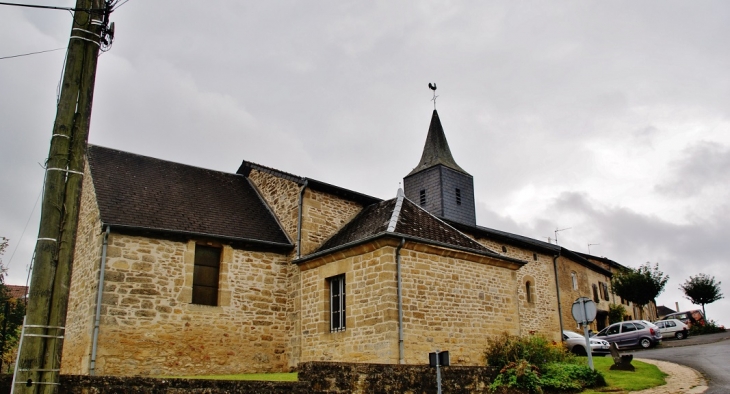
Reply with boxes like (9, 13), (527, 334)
(655, 142), (730, 198)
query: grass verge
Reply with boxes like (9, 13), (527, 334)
(161, 372), (298, 381)
(581, 357), (667, 393)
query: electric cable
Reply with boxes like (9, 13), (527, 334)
(0, 47), (66, 60)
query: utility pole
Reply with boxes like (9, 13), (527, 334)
(14, 1), (112, 393)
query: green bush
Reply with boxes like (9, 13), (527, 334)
(540, 362), (606, 393)
(485, 333), (572, 370)
(608, 304), (626, 324)
(486, 333), (606, 394)
(689, 320), (726, 336)
(489, 360), (542, 394)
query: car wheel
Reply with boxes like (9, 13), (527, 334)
(675, 331), (685, 340)
(640, 338), (652, 349)
(572, 346), (587, 356)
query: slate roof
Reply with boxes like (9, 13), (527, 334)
(309, 190), (512, 262)
(87, 145), (291, 248)
(407, 110), (469, 176)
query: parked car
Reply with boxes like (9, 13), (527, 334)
(594, 320), (662, 349)
(654, 319), (690, 339)
(563, 330), (611, 356)
(662, 310), (706, 328)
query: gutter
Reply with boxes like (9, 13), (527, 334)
(553, 250), (565, 339)
(396, 238), (405, 364)
(296, 180), (308, 258)
(90, 225), (110, 375)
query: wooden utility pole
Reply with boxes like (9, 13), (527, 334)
(15, 1), (110, 393)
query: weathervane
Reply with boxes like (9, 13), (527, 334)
(428, 82), (438, 109)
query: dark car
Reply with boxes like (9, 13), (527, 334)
(594, 320), (662, 349)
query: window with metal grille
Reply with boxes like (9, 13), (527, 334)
(419, 190), (426, 206)
(455, 188), (461, 205)
(193, 245), (221, 306)
(329, 274), (346, 332)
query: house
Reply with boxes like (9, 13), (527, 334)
(60, 109), (653, 376)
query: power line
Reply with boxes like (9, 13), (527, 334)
(0, 1), (104, 11)
(0, 47), (66, 60)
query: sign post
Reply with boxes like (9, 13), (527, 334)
(429, 350), (450, 394)
(571, 297), (597, 370)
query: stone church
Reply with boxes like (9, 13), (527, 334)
(60, 109), (655, 376)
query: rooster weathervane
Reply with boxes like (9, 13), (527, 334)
(428, 82), (438, 109)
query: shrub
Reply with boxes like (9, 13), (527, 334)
(540, 362), (606, 393)
(489, 360), (542, 394)
(485, 333), (572, 370)
(689, 320), (726, 336)
(608, 304), (626, 324)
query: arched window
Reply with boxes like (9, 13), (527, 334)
(571, 272), (578, 290)
(526, 281), (533, 303)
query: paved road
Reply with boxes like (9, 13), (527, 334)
(627, 333), (730, 394)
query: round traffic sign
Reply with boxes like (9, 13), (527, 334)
(571, 297), (597, 325)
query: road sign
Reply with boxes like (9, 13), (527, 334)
(571, 297), (597, 325)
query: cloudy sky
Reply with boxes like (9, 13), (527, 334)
(1, 1), (729, 323)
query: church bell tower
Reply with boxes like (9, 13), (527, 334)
(403, 110), (476, 226)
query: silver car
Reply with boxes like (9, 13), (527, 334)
(595, 320), (663, 349)
(563, 330), (611, 356)
(654, 319), (690, 340)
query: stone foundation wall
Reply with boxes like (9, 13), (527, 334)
(65, 234), (292, 376)
(62, 161), (104, 374)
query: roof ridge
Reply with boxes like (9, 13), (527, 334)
(386, 189), (405, 232)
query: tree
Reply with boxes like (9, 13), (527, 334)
(611, 262), (669, 309)
(0, 237), (26, 372)
(680, 273), (723, 321)
(608, 303), (626, 324)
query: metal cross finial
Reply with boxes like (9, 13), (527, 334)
(428, 82), (438, 109)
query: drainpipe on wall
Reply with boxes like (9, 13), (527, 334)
(552, 251), (565, 339)
(296, 180), (308, 258)
(396, 238), (405, 364)
(90, 225), (110, 376)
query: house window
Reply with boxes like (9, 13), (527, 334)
(419, 190), (426, 206)
(502, 246), (507, 253)
(601, 282), (610, 301)
(571, 272), (578, 290)
(525, 281), (533, 303)
(455, 188), (462, 205)
(329, 274), (346, 332)
(192, 245), (221, 306)
(592, 284), (599, 303)
(533, 253), (537, 261)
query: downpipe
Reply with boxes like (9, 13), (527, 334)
(89, 225), (110, 375)
(396, 238), (405, 364)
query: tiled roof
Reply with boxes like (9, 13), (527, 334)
(87, 145), (291, 247)
(407, 110), (469, 176)
(5, 285), (28, 299)
(314, 190), (500, 258)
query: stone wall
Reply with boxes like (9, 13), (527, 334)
(399, 243), (522, 365)
(62, 233), (293, 376)
(62, 161), (104, 374)
(470, 237), (561, 341)
(555, 255), (613, 332)
(247, 168), (301, 241)
(298, 239), (523, 367)
(299, 189), (363, 256)
(298, 240), (400, 364)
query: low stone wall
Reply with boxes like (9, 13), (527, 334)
(298, 362), (500, 394)
(1, 362), (501, 393)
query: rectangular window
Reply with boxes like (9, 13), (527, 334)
(419, 189), (426, 206)
(455, 188), (461, 205)
(592, 284), (599, 303)
(192, 245), (221, 306)
(601, 282), (610, 301)
(571, 272), (578, 290)
(329, 274), (346, 332)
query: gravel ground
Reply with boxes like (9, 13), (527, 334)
(633, 359), (708, 394)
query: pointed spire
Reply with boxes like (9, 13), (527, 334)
(407, 110), (468, 176)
